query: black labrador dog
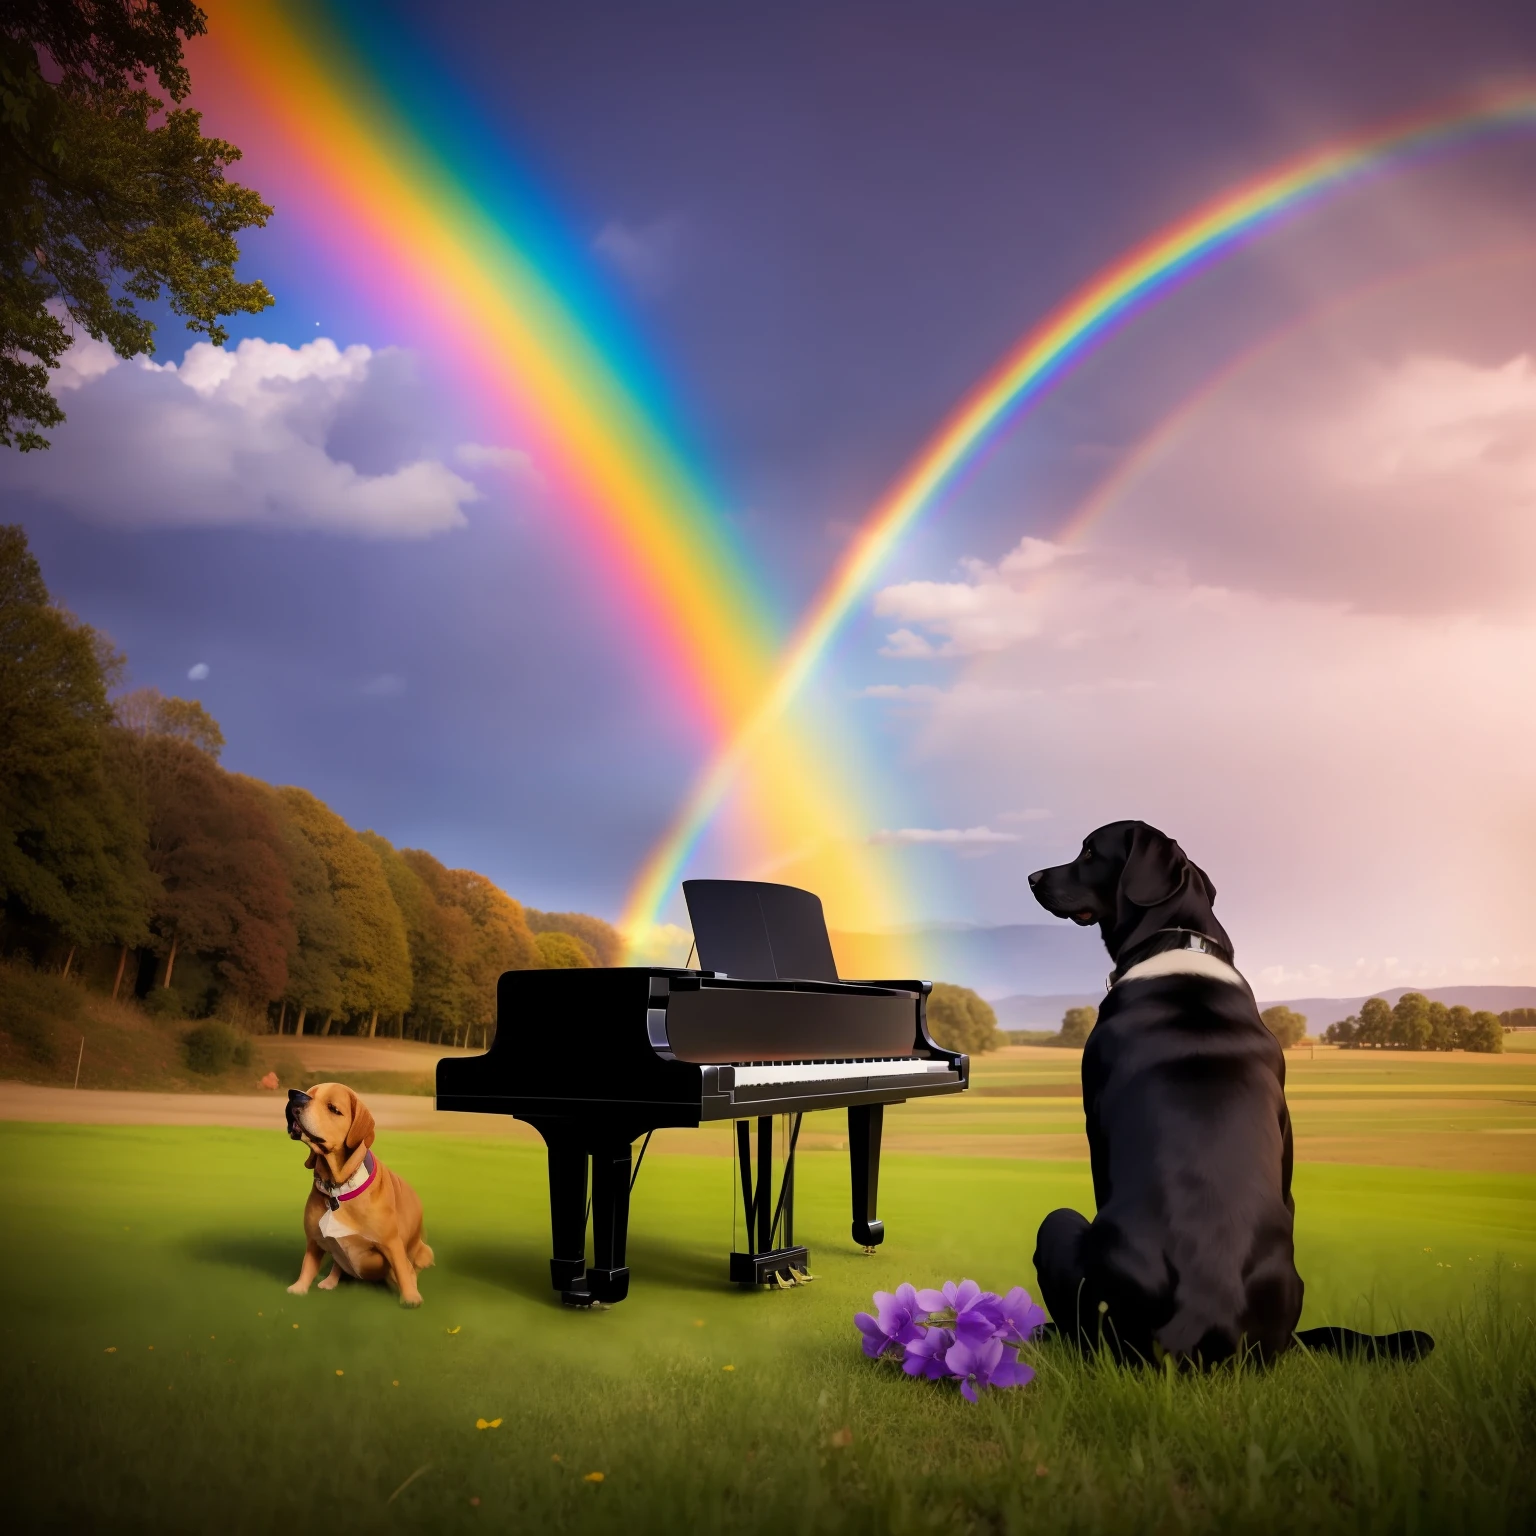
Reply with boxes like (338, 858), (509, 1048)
(1028, 820), (1431, 1366)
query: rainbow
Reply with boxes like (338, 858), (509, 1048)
(621, 83), (1536, 945)
(193, 0), (906, 947)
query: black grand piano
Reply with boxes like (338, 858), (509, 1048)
(436, 879), (969, 1306)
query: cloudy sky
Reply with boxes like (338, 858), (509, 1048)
(8, 1), (1536, 989)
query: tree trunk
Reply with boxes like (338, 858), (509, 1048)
(162, 934), (178, 989)
(368, 1009), (378, 1039)
(295, 1006), (308, 1036)
(321, 1012), (334, 1037)
(61, 946), (75, 979)
(276, 1000), (287, 1035)
(111, 946), (128, 1002)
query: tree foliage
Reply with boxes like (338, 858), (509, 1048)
(535, 930), (594, 969)
(926, 982), (1002, 1055)
(1260, 1005), (1308, 1048)
(1, 0), (272, 448)
(526, 907), (622, 966)
(1057, 1005), (1098, 1048)
(1324, 992), (1503, 1053)
(0, 524), (151, 945)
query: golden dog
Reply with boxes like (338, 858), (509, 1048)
(285, 1084), (433, 1307)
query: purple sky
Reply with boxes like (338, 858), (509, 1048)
(7, 1), (1536, 988)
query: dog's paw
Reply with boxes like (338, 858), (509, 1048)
(317, 1272), (342, 1291)
(285, 1282), (310, 1296)
(399, 1294), (423, 1309)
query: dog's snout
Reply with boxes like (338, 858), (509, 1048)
(1028, 869), (1045, 888)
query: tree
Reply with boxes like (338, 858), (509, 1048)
(535, 930), (593, 969)
(1324, 1014), (1358, 1046)
(926, 982), (1002, 1055)
(1436, 1004), (1466, 1052)
(525, 907), (622, 966)
(1500, 1008), (1536, 1031)
(1260, 1005), (1307, 1049)
(1, 0), (272, 448)
(124, 731), (292, 1009)
(1463, 1010), (1504, 1054)
(116, 687), (224, 758)
(361, 831), (473, 1042)
(0, 524), (151, 953)
(403, 853), (539, 1047)
(1391, 993), (1432, 1051)
(1057, 1005), (1098, 1047)
(1355, 996), (1394, 1048)
(278, 788), (410, 1035)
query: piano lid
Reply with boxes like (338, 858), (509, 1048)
(681, 879), (840, 982)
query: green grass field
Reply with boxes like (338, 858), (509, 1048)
(2, 1047), (1533, 1533)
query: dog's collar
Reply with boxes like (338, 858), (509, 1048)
(1108, 927), (1234, 989)
(314, 1149), (376, 1212)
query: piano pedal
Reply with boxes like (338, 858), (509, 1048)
(790, 1266), (816, 1284)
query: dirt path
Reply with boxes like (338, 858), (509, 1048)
(0, 1082), (536, 1138)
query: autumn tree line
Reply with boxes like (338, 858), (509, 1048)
(0, 526), (619, 1044)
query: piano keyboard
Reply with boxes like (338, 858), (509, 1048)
(728, 1059), (954, 1087)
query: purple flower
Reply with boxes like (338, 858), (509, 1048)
(854, 1282), (928, 1359)
(914, 1279), (1003, 1343)
(995, 1285), (1048, 1346)
(902, 1325), (955, 1380)
(944, 1334), (1037, 1403)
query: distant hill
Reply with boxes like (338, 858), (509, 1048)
(994, 984), (1536, 1032)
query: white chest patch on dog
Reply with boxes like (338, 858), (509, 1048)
(318, 1207), (358, 1243)
(1115, 949), (1246, 988)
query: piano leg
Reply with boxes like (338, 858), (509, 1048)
(586, 1141), (632, 1304)
(849, 1103), (886, 1250)
(756, 1115), (773, 1255)
(546, 1143), (588, 1295)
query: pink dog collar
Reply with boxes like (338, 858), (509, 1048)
(316, 1149), (376, 1211)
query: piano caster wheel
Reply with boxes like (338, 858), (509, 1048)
(862, 1245), (877, 1256)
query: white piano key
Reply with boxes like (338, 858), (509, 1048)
(730, 1059), (953, 1087)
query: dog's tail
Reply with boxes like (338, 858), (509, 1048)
(1294, 1326), (1434, 1362)
(412, 1240), (435, 1271)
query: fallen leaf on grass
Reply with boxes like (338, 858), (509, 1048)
(104, 1347), (117, 1354)
(584, 1472), (604, 1484)
(828, 1427), (853, 1449)
(335, 1370), (344, 1377)
(722, 1364), (735, 1372)
(447, 1325), (462, 1335)
(475, 1418), (502, 1430)
(1035, 1465), (1049, 1478)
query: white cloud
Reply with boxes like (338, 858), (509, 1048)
(874, 536), (1065, 656)
(186, 663), (209, 681)
(3, 333), (480, 538)
(593, 215), (688, 295)
(455, 442), (539, 480)
(857, 683), (944, 701)
(869, 826), (1020, 846)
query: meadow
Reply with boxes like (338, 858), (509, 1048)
(1, 1045), (1532, 1534)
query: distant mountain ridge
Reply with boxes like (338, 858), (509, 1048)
(994, 985), (1536, 1031)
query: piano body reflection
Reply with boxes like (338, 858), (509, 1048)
(435, 880), (969, 1306)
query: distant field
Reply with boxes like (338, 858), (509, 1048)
(1, 1043), (1532, 1532)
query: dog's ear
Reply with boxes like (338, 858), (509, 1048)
(1120, 823), (1190, 907)
(1191, 860), (1216, 904)
(303, 1147), (319, 1171)
(344, 1089), (376, 1153)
